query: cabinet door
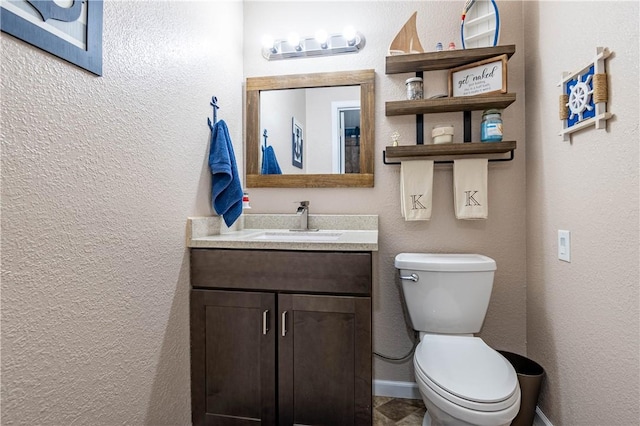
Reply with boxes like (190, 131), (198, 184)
(191, 290), (276, 426)
(278, 294), (372, 426)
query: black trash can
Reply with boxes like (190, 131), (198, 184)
(498, 351), (545, 426)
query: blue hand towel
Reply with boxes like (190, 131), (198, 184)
(209, 120), (243, 227)
(261, 145), (282, 175)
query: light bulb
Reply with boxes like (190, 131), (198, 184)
(343, 26), (357, 45)
(315, 30), (328, 49)
(261, 35), (276, 53)
(287, 32), (301, 51)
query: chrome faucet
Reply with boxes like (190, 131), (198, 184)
(290, 201), (318, 232)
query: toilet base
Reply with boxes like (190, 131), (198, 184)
(421, 396), (482, 426)
(419, 388), (516, 426)
(422, 411), (431, 426)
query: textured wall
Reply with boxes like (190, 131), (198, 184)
(524, 2), (639, 425)
(1, 1), (243, 424)
(243, 1), (527, 382)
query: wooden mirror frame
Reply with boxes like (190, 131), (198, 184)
(245, 69), (375, 188)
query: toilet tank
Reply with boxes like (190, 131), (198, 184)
(394, 253), (496, 334)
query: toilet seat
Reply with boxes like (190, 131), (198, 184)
(414, 334), (519, 412)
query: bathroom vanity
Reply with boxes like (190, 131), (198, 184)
(187, 215), (378, 425)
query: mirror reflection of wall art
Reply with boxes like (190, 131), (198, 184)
(292, 117), (303, 169)
(0, 0), (103, 76)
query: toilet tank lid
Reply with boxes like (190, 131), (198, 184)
(394, 253), (496, 272)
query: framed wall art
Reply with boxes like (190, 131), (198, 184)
(0, 0), (103, 76)
(449, 54), (507, 97)
(558, 47), (613, 141)
(292, 117), (303, 169)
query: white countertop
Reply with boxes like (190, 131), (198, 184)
(187, 214), (378, 251)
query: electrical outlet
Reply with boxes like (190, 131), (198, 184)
(558, 230), (571, 262)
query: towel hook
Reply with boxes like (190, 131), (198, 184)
(263, 129), (268, 148)
(207, 96), (219, 129)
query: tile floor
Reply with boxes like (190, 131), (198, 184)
(373, 396), (426, 425)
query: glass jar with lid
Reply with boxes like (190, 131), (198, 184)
(481, 109), (503, 142)
(405, 77), (423, 100)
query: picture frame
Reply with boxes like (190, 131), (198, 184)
(0, 0), (103, 76)
(448, 54), (507, 97)
(558, 47), (613, 142)
(292, 117), (303, 169)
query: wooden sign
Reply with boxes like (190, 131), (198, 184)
(449, 54), (507, 97)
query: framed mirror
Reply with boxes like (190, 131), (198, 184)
(245, 69), (375, 188)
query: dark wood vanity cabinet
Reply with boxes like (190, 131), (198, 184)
(190, 249), (373, 426)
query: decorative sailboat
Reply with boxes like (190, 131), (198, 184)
(389, 12), (425, 55)
(461, 0), (500, 49)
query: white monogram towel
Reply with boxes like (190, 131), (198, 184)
(401, 160), (434, 221)
(453, 158), (488, 220)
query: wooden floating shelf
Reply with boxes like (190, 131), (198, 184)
(383, 44), (518, 161)
(384, 141), (516, 159)
(385, 93), (516, 116)
(385, 44), (516, 74)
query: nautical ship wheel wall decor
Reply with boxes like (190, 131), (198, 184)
(558, 47), (613, 141)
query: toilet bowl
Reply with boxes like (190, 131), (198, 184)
(394, 253), (521, 426)
(414, 334), (520, 426)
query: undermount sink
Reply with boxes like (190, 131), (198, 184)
(248, 231), (343, 242)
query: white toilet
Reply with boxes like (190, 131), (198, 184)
(394, 253), (521, 426)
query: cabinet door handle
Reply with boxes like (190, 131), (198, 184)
(281, 311), (288, 337)
(262, 310), (269, 335)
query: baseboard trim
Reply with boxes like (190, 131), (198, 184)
(534, 406), (553, 426)
(373, 380), (421, 400)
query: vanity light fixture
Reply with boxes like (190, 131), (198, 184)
(262, 28), (366, 60)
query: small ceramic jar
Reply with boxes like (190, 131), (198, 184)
(432, 125), (454, 144)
